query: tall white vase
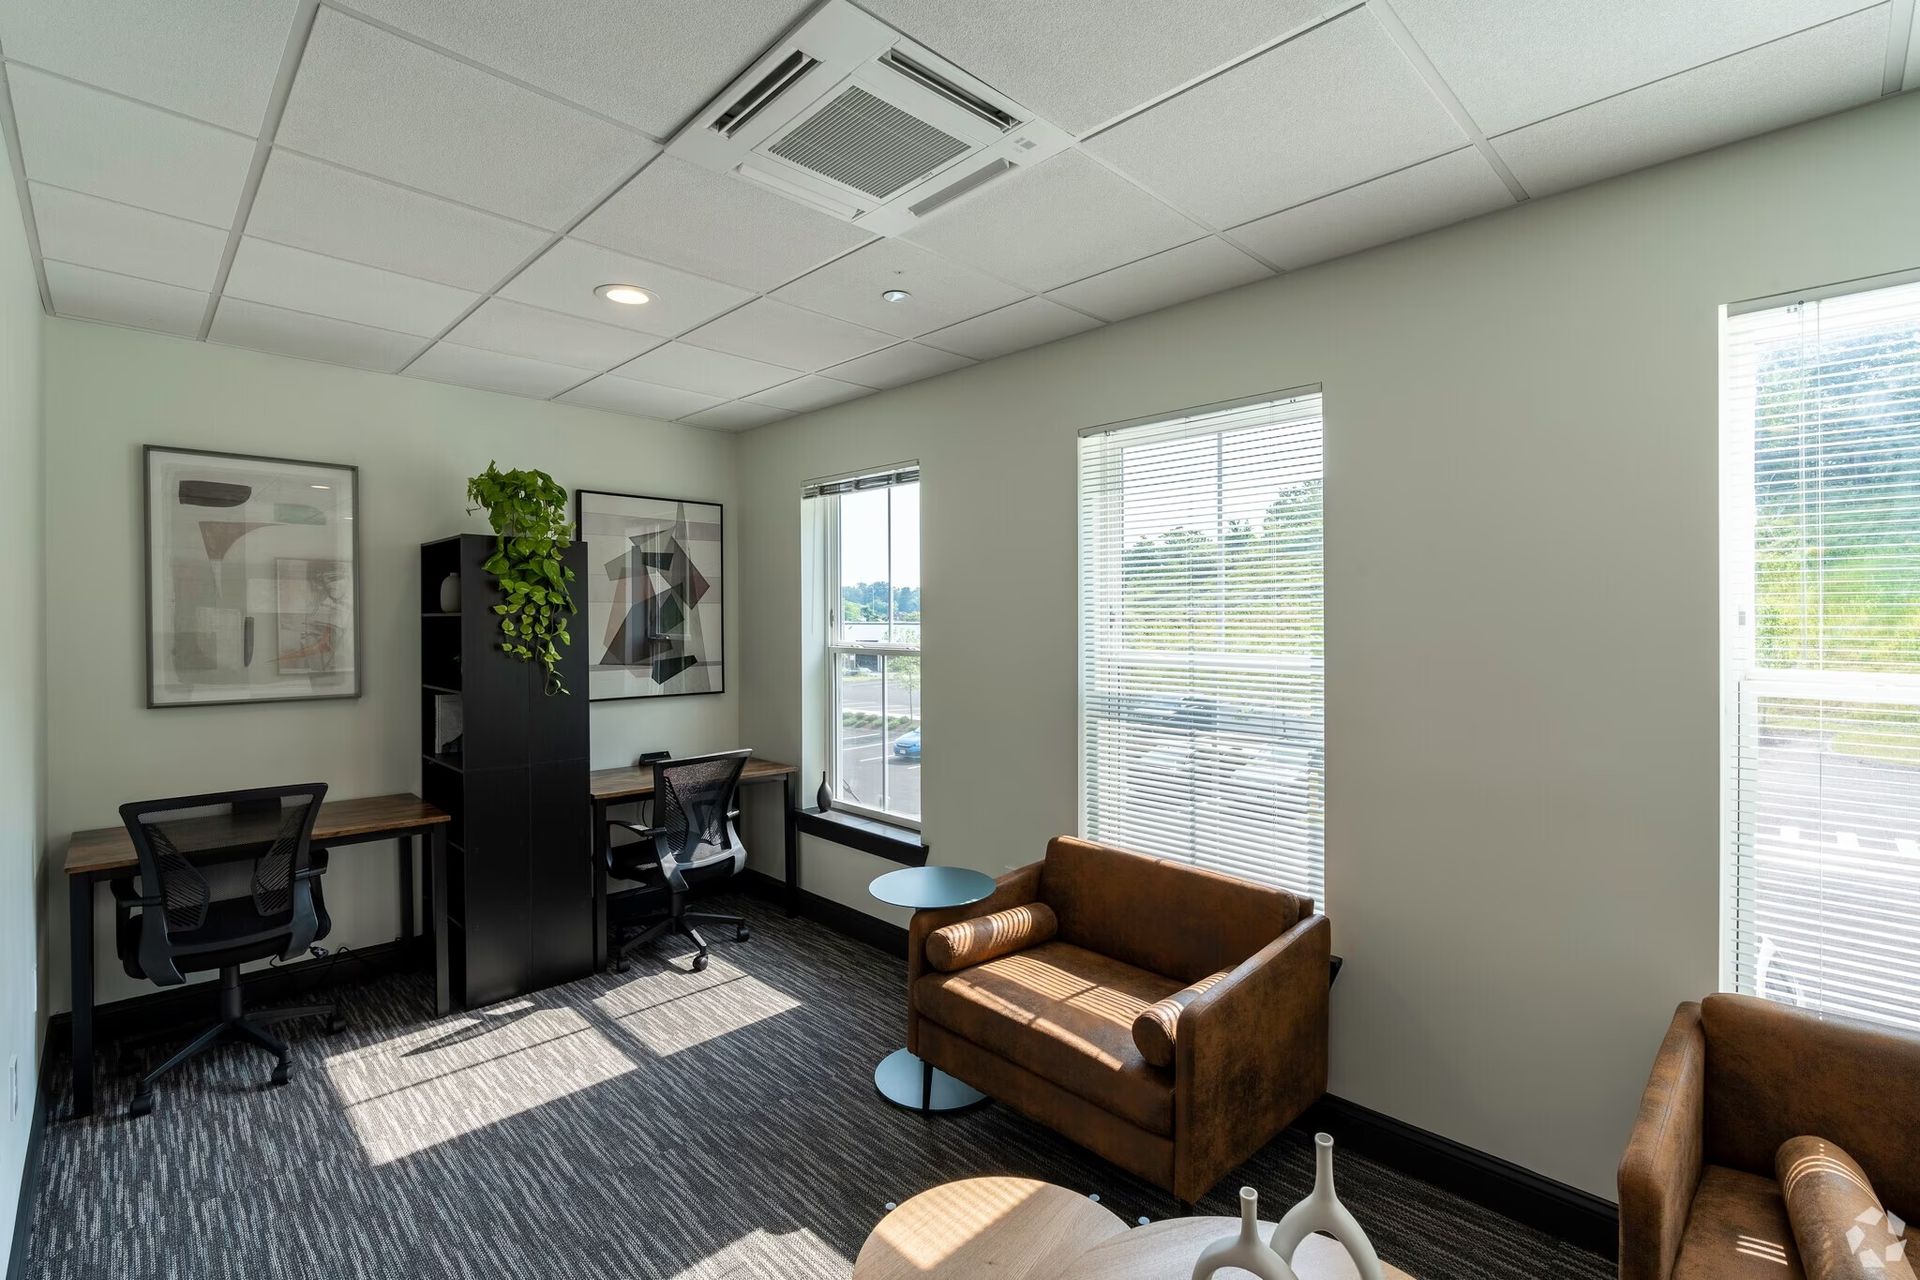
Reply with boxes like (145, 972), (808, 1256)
(1191, 1187), (1298, 1280)
(1269, 1133), (1388, 1280)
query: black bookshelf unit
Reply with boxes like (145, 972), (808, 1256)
(420, 534), (593, 1008)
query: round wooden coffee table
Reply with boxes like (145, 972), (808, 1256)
(853, 1178), (1414, 1279)
(853, 1178), (1127, 1280)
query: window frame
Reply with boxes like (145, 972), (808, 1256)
(821, 479), (923, 830)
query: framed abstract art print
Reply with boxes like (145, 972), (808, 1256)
(574, 489), (724, 700)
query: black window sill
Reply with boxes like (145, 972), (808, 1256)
(793, 807), (928, 866)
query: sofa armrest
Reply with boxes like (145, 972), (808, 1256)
(1618, 1003), (1706, 1280)
(905, 862), (1042, 1054)
(1174, 913), (1330, 1202)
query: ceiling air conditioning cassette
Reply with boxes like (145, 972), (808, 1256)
(668, 0), (1072, 236)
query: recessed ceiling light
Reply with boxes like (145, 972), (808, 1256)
(881, 289), (912, 303)
(595, 283), (653, 306)
(310, 484), (331, 490)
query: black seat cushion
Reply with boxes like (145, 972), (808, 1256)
(118, 895), (301, 981)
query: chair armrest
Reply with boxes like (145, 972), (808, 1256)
(905, 861), (1042, 1054)
(1174, 913), (1330, 1200)
(1618, 1003), (1705, 1280)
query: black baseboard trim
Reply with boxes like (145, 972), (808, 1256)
(5, 1048), (50, 1280)
(739, 870), (908, 958)
(1299, 1095), (1618, 1260)
(43, 939), (415, 1060)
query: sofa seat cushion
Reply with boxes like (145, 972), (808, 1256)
(914, 940), (1182, 1136)
(1675, 1165), (1920, 1280)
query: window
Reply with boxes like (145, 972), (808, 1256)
(1723, 278), (1920, 1032)
(1078, 391), (1324, 902)
(810, 467), (921, 825)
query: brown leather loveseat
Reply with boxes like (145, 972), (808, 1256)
(907, 836), (1330, 1204)
(1620, 993), (1920, 1279)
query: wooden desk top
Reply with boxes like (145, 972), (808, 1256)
(65, 793), (449, 876)
(589, 756), (797, 802)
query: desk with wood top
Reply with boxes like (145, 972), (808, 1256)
(62, 793), (451, 1119)
(589, 757), (799, 971)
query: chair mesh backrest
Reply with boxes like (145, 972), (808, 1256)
(145, 825), (211, 932)
(657, 755), (747, 863)
(249, 808), (309, 916)
(124, 788), (324, 933)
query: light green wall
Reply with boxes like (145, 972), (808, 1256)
(40, 324), (742, 1009)
(733, 92), (1920, 1198)
(0, 145), (46, 1257)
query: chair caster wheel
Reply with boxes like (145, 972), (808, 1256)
(128, 1092), (154, 1119)
(735, 925), (751, 942)
(325, 1015), (347, 1034)
(270, 1062), (291, 1088)
(613, 959), (630, 975)
(691, 952), (710, 973)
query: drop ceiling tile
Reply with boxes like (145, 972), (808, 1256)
(572, 155), (873, 291)
(445, 298), (660, 370)
(682, 402), (795, 431)
(859, 0), (1333, 135)
(679, 298), (894, 370)
(557, 376), (722, 420)
(405, 342), (592, 399)
(30, 183), (227, 291)
(247, 151), (548, 293)
(1228, 149), (1513, 270)
(1083, 9), (1466, 229)
(209, 297), (425, 372)
(824, 342), (975, 390)
(223, 238), (477, 338)
(0, 0), (294, 132)
(1390, 0), (1869, 135)
(277, 8), (654, 229)
(771, 239), (1027, 337)
(498, 238), (751, 338)
(44, 261), (206, 336)
(7, 66), (253, 226)
(613, 343), (799, 399)
(1492, 11), (1887, 198)
(747, 374), (872, 412)
(921, 297), (1102, 361)
(337, 0), (813, 137)
(903, 150), (1200, 293)
(1047, 237), (1271, 322)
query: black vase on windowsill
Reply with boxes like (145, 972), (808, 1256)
(816, 772), (832, 813)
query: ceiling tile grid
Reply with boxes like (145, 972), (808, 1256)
(2, 0), (1910, 428)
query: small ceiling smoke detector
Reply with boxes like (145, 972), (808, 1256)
(595, 283), (652, 305)
(881, 289), (911, 303)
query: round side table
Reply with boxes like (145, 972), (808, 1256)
(870, 864), (996, 1113)
(853, 1177), (1127, 1280)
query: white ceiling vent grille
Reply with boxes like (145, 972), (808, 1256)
(669, 0), (1071, 235)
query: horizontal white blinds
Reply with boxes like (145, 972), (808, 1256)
(1724, 280), (1920, 1032)
(1079, 392), (1324, 904)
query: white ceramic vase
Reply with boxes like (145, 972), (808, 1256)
(1269, 1133), (1388, 1280)
(438, 573), (461, 612)
(1190, 1187), (1297, 1280)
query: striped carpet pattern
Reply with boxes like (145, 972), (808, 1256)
(22, 897), (1614, 1279)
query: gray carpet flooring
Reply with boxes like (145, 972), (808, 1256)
(21, 896), (1614, 1279)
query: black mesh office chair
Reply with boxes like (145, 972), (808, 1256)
(605, 749), (752, 974)
(113, 783), (346, 1118)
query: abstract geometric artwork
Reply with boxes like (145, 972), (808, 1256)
(145, 446), (360, 707)
(575, 489), (723, 700)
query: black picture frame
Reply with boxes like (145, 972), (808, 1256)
(143, 444), (363, 708)
(573, 487), (726, 701)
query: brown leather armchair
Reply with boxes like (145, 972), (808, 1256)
(1619, 993), (1920, 1280)
(907, 836), (1330, 1204)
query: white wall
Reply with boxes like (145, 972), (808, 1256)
(735, 92), (1920, 1199)
(42, 322), (741, 1008)
(0, 150), (46, 1259)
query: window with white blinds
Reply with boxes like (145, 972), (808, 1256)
(1078, 390), (1324, 903)
(1724, 279), (1920, 1032)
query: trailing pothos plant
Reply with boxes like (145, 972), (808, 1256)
(465, 462), (577, 694)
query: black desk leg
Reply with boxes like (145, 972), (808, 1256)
(429, 825), (451, 1015)
(69, 875), (94, 1119)
(783, 773), (798, 917)
(398, 834), (416, 948)
(591, 798), (609, 972)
